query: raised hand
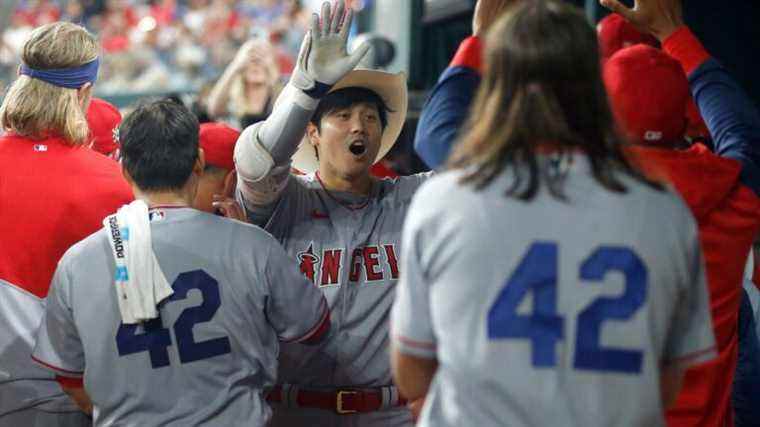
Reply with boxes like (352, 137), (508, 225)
(230, 39), (270, 73)
(599, 0), (684, 41)
(473, 0), (517, 37)
(290, 1), (371, 96)
(235, 39), (280, 84)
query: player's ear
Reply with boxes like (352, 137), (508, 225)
(194, 148), (205, 176)
(222, 170), (237, 198)
(306, 122), (320, 148)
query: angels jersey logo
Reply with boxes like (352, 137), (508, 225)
(298, 243), (321, 283)
(297, 242), (399, 287)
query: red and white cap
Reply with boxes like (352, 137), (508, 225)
(199, 122), (239, 171)
(603, 44), (689, 145)
(87, 98), (121, 157)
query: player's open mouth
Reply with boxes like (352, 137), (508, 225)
(349, 141), (367, 156)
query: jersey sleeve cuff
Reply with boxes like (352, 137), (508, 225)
(392, 334), (437, 359)
(662, 26), (711, 76)
(663, 345), (717, 368)
(450, 36), (483, 74)
(56, 375), (84, 389)
(287, 297), (330, 344)
(31, 355), (84, 378)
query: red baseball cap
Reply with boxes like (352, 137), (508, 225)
(597, 14), (659, 61)
(603, 44), (689, 145)
(87, 98), (121, 157)
(199, 122), (239, 171)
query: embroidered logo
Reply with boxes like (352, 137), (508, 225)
(297, 243), (321, 284)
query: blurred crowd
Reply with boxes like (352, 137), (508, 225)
(0, 0), (345, 95)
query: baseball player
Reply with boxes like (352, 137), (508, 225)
(414, 0), (513, 169)
(193, 122), (240, 214)
(233, 2), (426, 425)
(734, 281), (760, 426)
(595, 13), (711, 144)
(392, 2), (716, 426)
(600, 0), (760, 423)
(0, 22), (133, 427)
(31, 100), (330, 427)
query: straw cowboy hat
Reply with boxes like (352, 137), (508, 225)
(292, 69), (408, 174)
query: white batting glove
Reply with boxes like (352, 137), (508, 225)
(289, 1), (371, 99)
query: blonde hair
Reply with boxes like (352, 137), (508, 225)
(0, 22), (99, 145)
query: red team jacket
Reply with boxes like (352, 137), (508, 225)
(0, 135), (133, 298)
(415, 28), (760, 427)
(632, 144), (760, 426)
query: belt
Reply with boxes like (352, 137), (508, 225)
(266, 385), (407, 415)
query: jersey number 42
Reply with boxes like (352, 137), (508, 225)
(115, 270), (232, 368)
(488, 242), (646, 374)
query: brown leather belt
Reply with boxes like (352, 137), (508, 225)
(266, 385), (408, 414)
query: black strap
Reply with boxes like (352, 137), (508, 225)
(303, 80), (333, 99)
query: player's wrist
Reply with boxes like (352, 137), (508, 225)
(302, 80), (333, 99)
(289, 65), (335, 101)
(282, 82), (321, 110)
(662, 26), (711, 76)
(450, 36), (483, 73)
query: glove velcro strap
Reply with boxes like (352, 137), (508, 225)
(303, 80), (333, 99)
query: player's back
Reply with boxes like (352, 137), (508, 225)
(407, 156), (714, 427)
(0, 134), (132, 419)
(0, 135), (133, 298)
(50, 208), (292, 426)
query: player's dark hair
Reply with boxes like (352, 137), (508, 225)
(448, 0), (662, 200)
(119, 100), (199, 191)
(310, 87), (391, 131)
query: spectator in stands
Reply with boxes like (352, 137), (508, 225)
(207, 38), (281, 129)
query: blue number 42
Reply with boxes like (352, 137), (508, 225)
(116, 270), (231, 368)
(488, 242), (647, 374)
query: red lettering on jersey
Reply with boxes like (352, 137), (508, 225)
(363, 246), (383, 281)
(297, 244), (320, 284)
(384, 244), (399, 279)
(349, 248), (363, 282)
(320, 249), (343, 286)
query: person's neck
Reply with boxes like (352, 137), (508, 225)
(132, 188), (194, 208)
(317, 167), (373, 196)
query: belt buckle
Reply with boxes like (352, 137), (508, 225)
(336, 390), (358, 414)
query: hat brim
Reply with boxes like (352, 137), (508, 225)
(292, 70), (407, 174)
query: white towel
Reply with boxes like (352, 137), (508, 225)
(103, 200), (173, 324)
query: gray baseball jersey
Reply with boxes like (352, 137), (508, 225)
(0, 281), (85, 426)
(32, 207), (328, 427)
(392, 157), (716, 427)
(239, 168), (430, 426)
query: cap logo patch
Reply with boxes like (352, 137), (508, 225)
(644, 131), (663, 141)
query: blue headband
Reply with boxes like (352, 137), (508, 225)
(20, 58), (99, 89)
